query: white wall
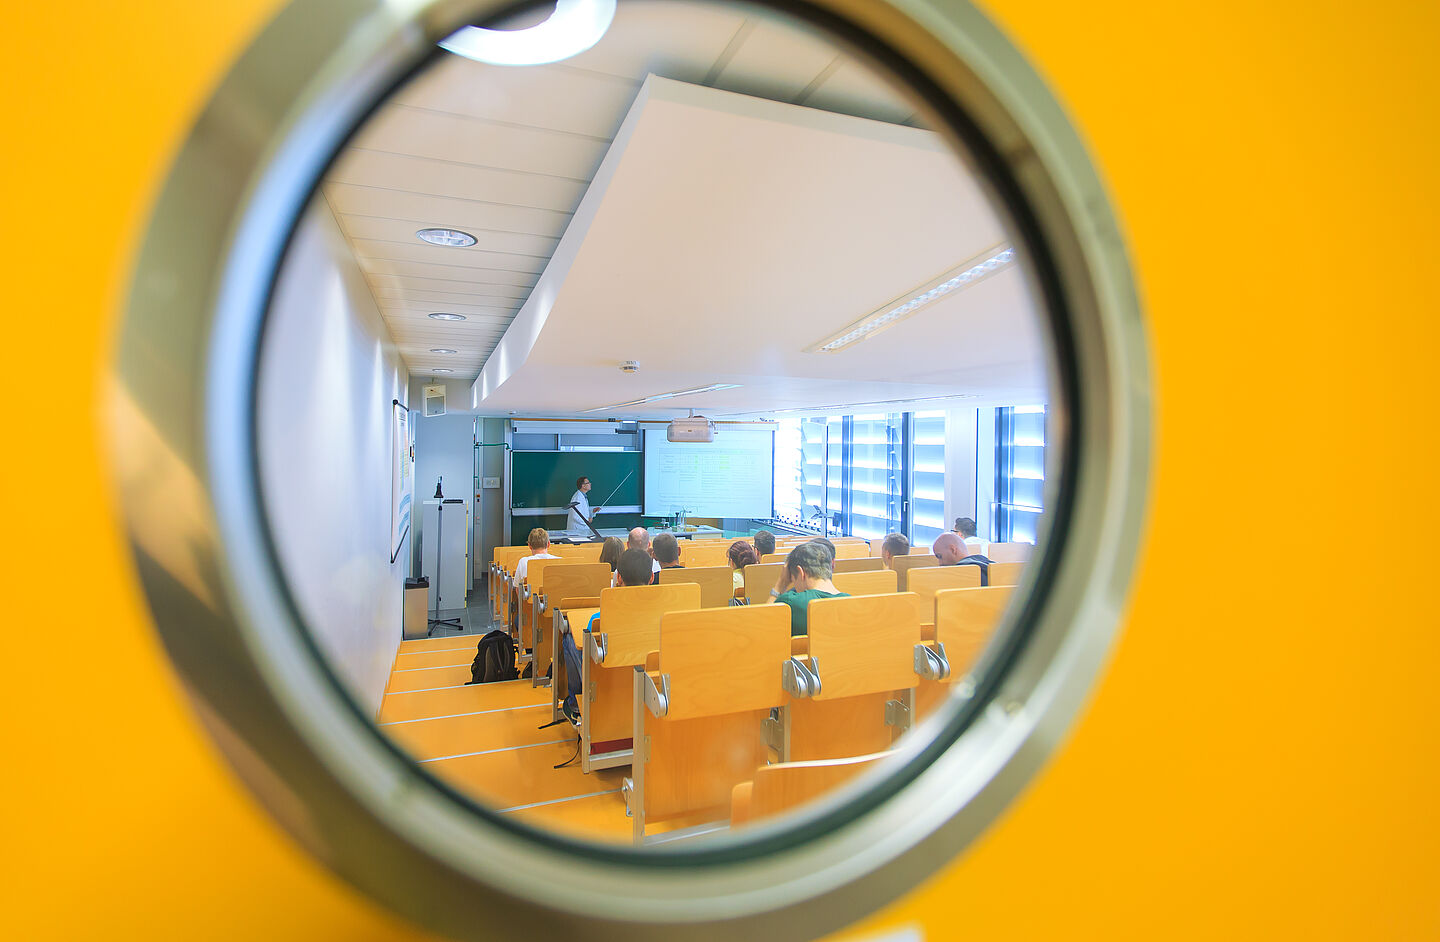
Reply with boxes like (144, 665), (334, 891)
(412, 411), (475, 602)
(256, 196), (409, 718)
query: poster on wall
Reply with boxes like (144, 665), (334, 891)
(390, 400), (413, 564)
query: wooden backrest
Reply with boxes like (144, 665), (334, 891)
(760, 553), (788, 565)
(833, 556), (883, 573)
(888, 554), (940, 590)
(935, 586), (1013, 677)
(493, 544), (527, 562)
(658, 566), (734, 609)
(737, 753), (891, 825)
(540, 563), (612, 608)
(552, 542), (603, 561)
(988, 562), (1025, 586)
(523, 556), (577, 587)
(906, 566), (982, 619)
(830, 569), (898, 596)
(986, 542), (1034, 564)
(832, 542), (868, 559)
(595, 583), (701, 666)
(743, 563), (785, 603)
(678, 540), (730, 568)
(658, 605), (790, 720)
(805, 593), (921, 700)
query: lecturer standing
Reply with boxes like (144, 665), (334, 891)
(566, 476), (602, 535)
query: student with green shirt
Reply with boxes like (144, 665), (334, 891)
(769, 541), (849, 636)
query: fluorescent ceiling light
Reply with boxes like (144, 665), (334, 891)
(416, 228), (477, 247)
(727, 393), (979, 417)
(428, 312), (466, 321)
(430, 348), (458, 354)
(809, 246), (1017, 354)
(439, 0), (616, 67)
(578, 383), (742, 414)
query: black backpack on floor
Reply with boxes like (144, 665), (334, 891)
(466, 629), (519, 685)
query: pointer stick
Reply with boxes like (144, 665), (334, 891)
(596, 469), (634, 510)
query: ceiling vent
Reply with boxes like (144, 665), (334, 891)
(423, 383), (446, 417)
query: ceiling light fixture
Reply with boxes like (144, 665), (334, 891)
(578, 383), (742, 414)
(431, 369), (454, 374)
(809, 246), (1017, 354)
(428, 312), (467, 321)
(439, 0), (617, 67)
(728, 393), (982, 417)
(415, 228), (477, 247)
(429, 348), (458, 354)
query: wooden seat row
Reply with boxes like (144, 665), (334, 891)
(541, 578), (1011, 842)
(624, 585), (1014, 842)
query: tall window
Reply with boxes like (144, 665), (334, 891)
(848, 413), (903, 539)
(772, 419), (804, 524)
(996, 405), (1045, 543)
(910, 411), (947, 547)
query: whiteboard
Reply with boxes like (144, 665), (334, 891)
(642, 429), (774, 517)
(390, 402), (413, 563)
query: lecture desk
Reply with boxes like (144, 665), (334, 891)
(546, 525), (724, 543)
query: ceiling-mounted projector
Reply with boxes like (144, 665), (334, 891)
(667, 416), (715, 442)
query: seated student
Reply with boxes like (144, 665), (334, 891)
(807, 536), (836, 565)
(514, 527), (560, 582)
(562, 548), (656, 722)
(628, 527), (662, 579)
(933, 532), (995, 585)
(769, 542), (850, 636)
(880, 532), (910, 569)
(753, 529), (776, 559)
(598, 536), (624, 571)
(650, 532), (684, 584)
(953, 516), (987, 553)
(727, 539), (760, 590)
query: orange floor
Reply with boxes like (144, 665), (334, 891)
(381, 634), (633, 843)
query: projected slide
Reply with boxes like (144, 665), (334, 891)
(643, 429), (774, 518)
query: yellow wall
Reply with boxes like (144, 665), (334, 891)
(3, 1), (1436, 938)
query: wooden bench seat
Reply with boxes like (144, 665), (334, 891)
(578, 583), (701, 773)
(731, 752), (891, 827)
(658, 565), (734, 608)
(629, 604), (790, 842)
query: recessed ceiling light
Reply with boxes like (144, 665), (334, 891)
(415, 228), (477, 247)
(429, 348), (458, 355)
(578, 383), (741, 414)
(428, 312), (466, 321)
(431, 369), (454, 374)
(808, 246), (1017, 354)
(439, 0), (616, 67)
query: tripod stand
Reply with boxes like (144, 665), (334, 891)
(427, 499), (464, 635)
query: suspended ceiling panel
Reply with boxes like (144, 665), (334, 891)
(471, 76), (1046, 418)
(319, 0), (925, 381)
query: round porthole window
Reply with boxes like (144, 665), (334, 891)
(112, 1), (1148, 939)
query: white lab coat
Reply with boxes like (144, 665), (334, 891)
(566, 489), (594, 534)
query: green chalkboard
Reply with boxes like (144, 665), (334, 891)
(509, 451), (642, 509)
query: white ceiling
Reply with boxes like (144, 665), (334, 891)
(319, 0), (1050, 415)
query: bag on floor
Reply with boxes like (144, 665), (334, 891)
(559, 629), (584, 718)
(466, 629), (519, 685)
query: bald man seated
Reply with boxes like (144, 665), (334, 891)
(933, 531), (995, 586)
(628, 527), (661, 578)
